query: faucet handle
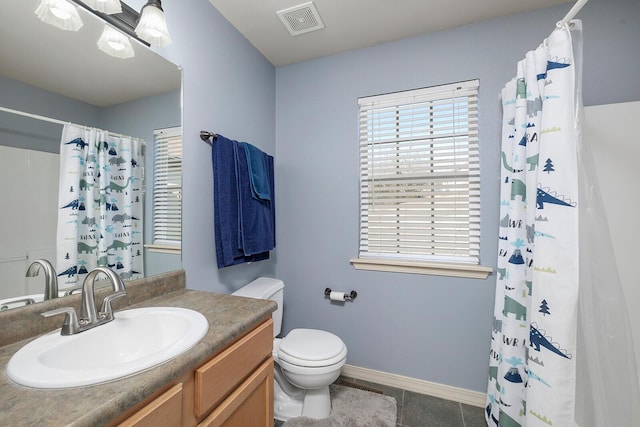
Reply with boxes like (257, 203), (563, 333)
(41, 307), (80, 336)
(100, 290), (127, 315)
(63, 285), (83, 296)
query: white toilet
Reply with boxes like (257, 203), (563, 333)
(232, 277), (347, 421)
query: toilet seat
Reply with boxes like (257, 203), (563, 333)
(277, 356), (345, 377)
(278, 328), (347, 367)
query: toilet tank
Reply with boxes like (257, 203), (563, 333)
(232, 277), (284, 337)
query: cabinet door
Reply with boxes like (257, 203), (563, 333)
(195, 320), (273, 418)
(118, 383), (183, 427)
(198, 358), (274, 427)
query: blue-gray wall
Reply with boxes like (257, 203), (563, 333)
(159, 0), (277, 293)
(0, 76), (100, 153)
(273, 0), (640, 393)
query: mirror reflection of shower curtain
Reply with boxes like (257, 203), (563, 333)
(56, 124), (145, 288)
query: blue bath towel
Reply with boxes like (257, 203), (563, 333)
(212, 134), (275, 268)
(234, 141), (275, 256)
(242, 142), (271, 201)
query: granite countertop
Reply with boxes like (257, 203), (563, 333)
(0, 289), (276, 426)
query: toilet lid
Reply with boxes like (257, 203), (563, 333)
(278, 328), (347, 367)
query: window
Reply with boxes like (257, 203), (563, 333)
(351, 80), (491, 278)
(148, 126), (182, 253)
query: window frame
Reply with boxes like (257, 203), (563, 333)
(351, 80), (491, 279)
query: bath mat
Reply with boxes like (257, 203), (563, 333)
(282, 384), (397, 427)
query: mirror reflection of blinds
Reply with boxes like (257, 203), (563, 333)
(153, 127), (182, 246)
(357, 80), (480, 264)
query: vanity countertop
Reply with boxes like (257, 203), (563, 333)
(0, 289), (276, 426)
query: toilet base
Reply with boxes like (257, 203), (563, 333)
(273, 374), (304, 421)
(301, 387), (332, 419)
(273, 367), (333, 421)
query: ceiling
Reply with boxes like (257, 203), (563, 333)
(1, 0), (575, 107)
(208, 0), (574, 67)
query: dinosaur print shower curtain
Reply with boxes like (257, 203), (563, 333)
(486, 24), (580, 426)
(56, 124), (145, 288)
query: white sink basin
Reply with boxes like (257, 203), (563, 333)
(7, 307), (209, 389)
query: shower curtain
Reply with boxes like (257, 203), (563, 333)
(486, 24), (580, 426)
(487, 21), (640, 427)
(56, 124), (145, 288)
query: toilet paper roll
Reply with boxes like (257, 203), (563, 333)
(329, 291), (347, 301)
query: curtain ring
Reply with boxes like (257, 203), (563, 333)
(556, 20), (575, 31)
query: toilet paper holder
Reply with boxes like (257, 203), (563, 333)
(324, 288), (357, 301)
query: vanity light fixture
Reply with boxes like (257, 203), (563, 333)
(81, 0), (122, 15)
(134, 0), (172, 47)
(97, 24), (135, 58)
(35, 0), (84, 31)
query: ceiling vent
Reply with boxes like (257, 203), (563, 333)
(277, 1), (325, 36)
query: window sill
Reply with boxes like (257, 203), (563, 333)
(350, 258), (493, 279)
(145, 244), (181, 255)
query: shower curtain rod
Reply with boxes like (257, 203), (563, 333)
(0, 105), (68, 126)
(557, 0), (588, 28)
(0, 105), (141, 142)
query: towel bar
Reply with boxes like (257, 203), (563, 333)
(200, 130), (217, 142)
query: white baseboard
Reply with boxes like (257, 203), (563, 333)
(341, 364), (486, 408)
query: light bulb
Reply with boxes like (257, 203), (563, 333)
(97, 25), (135, 58)
(35, 0), (84, 31)
(134, 1), (172, 47)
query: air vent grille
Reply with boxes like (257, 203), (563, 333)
(277, 1), (325, 36)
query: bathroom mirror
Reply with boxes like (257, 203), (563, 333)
(0, 0), (182, 307)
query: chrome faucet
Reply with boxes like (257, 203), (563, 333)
(42, 267), (127, 335)
(80, 267), (127, 326)
(25, 259), (58, 301)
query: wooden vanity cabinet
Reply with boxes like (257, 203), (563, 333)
(115, 319), (273, 427)
(117, 383), (184, 427)
(197, 358), (273, 427)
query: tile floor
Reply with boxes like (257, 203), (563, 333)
(274, 375), (487, 427)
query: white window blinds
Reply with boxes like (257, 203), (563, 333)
(357, 80), (480, 265)
(152, 127), (182, 249)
